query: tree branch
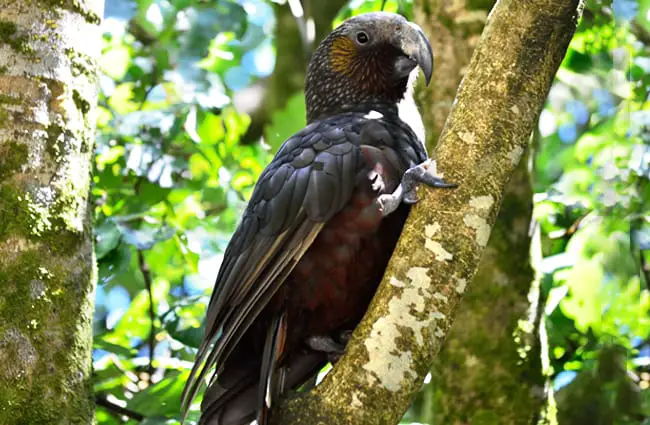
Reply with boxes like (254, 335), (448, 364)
(95, 395), (145, 421)
(137, 249), (156, 375)
(272, 0), (584, 423)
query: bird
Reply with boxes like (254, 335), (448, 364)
(182, 11), (454, 425)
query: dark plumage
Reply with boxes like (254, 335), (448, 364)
(182, 12), (439, 425)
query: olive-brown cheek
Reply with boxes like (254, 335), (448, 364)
(329, 36), (358, 75)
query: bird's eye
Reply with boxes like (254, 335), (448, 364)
(356, 31), (369, 44)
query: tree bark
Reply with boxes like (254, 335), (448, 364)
(411, 2), (547, 424)
(421, 156), (545, 425)
(0, 1), (103, 424)
(415, 0), (492, 151)
(272, 0), (583, 424)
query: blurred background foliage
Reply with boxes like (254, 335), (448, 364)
(92, 0), (650, 424)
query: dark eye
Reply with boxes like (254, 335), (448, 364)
(356, 31), (369, 44)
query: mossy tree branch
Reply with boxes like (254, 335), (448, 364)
(272, 1), (584, 424)
(0, 0), (103, 423)
(413, 2), (547, 423)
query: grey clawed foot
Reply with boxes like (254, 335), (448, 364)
(336, 330), (353, 346)
(306, 335), (345, 355)
(306, 335), (348, 364)
(402, 159), (457, 204)
(377, 159), (456, 216)
(377, 185), (404, 217)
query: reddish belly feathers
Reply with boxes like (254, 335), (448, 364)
(278, 179), (406, 338)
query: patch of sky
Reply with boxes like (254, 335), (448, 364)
(137, 339), (171, 359)
(119, 111), (175, 137)
(612, 0), (639, 21)
(92, 349), (111, 362)
(239, 0), (275, 31)
(147, 155), (176, 188)
(224, 66), (253, 91)
(185, 254), (224, 295)
(565, 100), (589, 126)
(553, 370), (578, 391)
(167, 63), (231, 108)
(592, 88), (616, 117)
(242, 40), (276, 77)
(99, 75), (116, 97)
(95, 283), (107, 309)
(104, 0), (136, 21)
(105, 286), (131, 329)
(635, 57), (650, 73)
(538, 109), (557, 137)
(558, 122), (577, 144)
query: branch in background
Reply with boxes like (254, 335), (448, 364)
(287, 0), (312, 57)
(414, 0), (489, 151)
(96, 395), (145, 421)
(640, 248), (650, 290)
(240, 0), (347, 144)
(272, 0), (584, 423)
(138, 250), (157, 375)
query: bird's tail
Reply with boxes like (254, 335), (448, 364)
(198, 315), (326, 425)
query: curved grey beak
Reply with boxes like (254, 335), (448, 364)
(399, 22), (434, 85)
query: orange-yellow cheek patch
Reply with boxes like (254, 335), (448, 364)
(329, 36), (358, 74)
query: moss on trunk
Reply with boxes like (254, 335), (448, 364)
(0, 1), (103, 423)
(411, 2), (548, 423)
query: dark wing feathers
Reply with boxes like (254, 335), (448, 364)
(183, 112), (428, 421)
(182, 117), (369, 415)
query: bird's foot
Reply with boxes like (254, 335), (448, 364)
(306, 335), (346, 364)
(377, 159), (456, 216)
(336, 330), (353, 346)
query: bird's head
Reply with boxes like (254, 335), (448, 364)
(305, 12), (433, 122)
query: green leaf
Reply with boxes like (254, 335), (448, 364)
(161, 299), (206, 348)
(96, 219), (122, 260)
(118, 224), (176, 251)
(128, 371), (189, 417)
(98, 242), (132, 285)
(101, 45), (132, 80)
(94, 339), (137, 357)
(265, 92), (306, 152)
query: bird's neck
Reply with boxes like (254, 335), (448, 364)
(305, 88), (404, 124)
(304, 60), (409, 123)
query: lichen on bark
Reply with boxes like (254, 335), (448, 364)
(0, 0), (103, 423)
(271, 1), (584, 424)
(410, 1), (548, 423)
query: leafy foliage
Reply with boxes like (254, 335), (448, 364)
(91, 0), (650, 424)
(93, 1), (274, 423)
(534, 1), (650, 422)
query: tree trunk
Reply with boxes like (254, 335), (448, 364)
(0, 1), (103, 423)
(272, 0), (583, 424)
(412, 2), (547, 423)
(415, 0), (493, 151)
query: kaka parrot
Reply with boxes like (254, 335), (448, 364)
(182, 12), (453, 425)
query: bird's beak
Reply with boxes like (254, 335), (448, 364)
(399, 22), (434, 85)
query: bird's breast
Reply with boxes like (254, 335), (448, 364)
(282, 175), (407, 337)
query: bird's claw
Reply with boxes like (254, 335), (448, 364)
(336, 330), (353, 345)
(306, 335), (345, 355)
(377, 185), (404, 217)
(378, 159), (456, 216)
(306, 334), (352, 364)
(402, 159), (457, 204)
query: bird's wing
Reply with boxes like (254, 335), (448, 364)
(181, 116), (365, 414)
